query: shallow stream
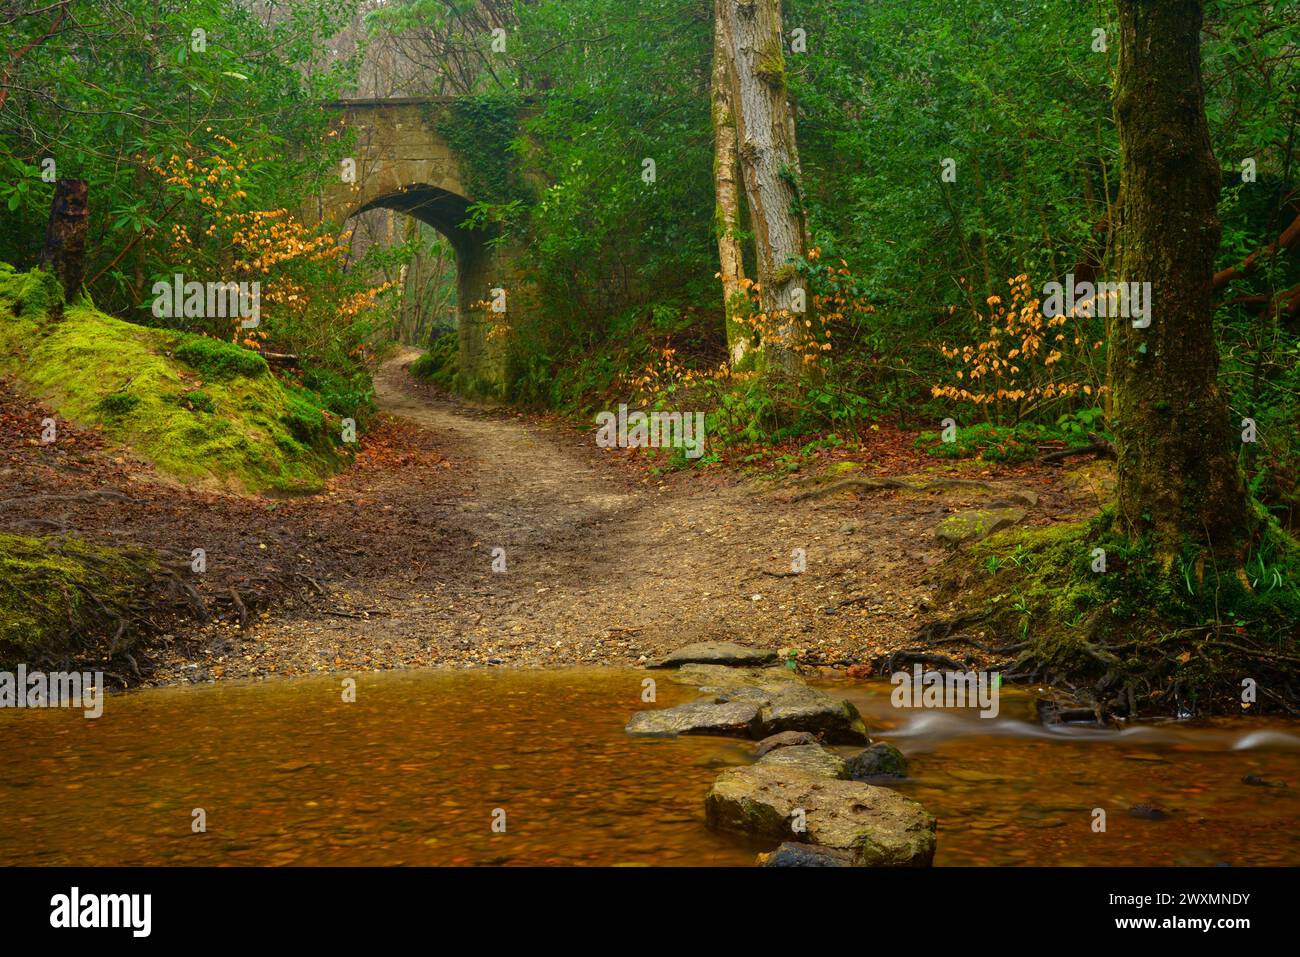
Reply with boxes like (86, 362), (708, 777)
(2, 668), (1296, 866)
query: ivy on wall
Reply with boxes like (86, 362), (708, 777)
(434, 92), (529, 209)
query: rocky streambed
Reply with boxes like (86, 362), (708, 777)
(626, 641), (937, 866)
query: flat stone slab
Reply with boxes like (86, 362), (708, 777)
(705, 765), (937, 866)
(752, 730), (820, 757)
(758, 842), (857, 867)
(757, 744), (848, 779)
(624, 697), (761, 738)
(648, 642), (778, 669)
(668, 664), (801, 691)
(752, 685), (870, 744)
(934, 507), (1026, 545)
(665, 671), (869, 744)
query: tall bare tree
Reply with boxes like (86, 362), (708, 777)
(711, 0), (752, 368)
(718, 0), (810, 380)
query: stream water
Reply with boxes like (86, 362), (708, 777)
(1, 668), (1297, 866)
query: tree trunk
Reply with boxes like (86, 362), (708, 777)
(1110, 0), (1250, 558)
(719, 0), (810, 380)
(38, 178), (89, 303)
(711, 0), (753, 369)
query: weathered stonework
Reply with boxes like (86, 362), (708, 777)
(309, 98), (522, 397)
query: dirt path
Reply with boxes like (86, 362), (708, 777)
(372, 348), (632, 554)
(160, 349), (1091, 683)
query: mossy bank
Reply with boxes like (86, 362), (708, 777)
(0, 532), (158, 669)
(0, 263), (349, 494)
(935, 511), (1300, 717)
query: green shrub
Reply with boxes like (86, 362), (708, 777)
(300, 364), (373, 421)
(94, 390), (140, 418)
(915, 422), (1061, 464)
(410, 332), (460, 389)
(173, 335), (269, 379)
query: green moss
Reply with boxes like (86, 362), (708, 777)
(173, 335), (268, 379)
(283, 386), (328, 443)
(176, 389), (216, 414)
(942, 512), (1300, 715)
(299, 364), (373, 420)
(456, 371), (505, 400)
(94, 390), (141, 418)
(419, 332), (495, 398)
(0, 264), (344, 494)
(756, 48), (787, 89)
(772, 263), (799, 284)
(0, 261), (63, 325)
(0, 532), (155, 668)
(411, 332), (460, 389)
(936, 507), (1026, 545)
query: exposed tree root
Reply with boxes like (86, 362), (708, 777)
(1039, 432), (1116, 464)
(791, 474), (1014, 503)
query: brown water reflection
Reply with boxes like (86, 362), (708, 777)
(0, 668), (1296, 866)
(829, 679), (1300, 866)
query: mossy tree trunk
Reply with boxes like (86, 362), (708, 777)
(719, 0), (810, 380)
(1110, 0), (1251, 558)
(712, 0), (753, 369)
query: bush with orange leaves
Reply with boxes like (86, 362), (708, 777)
(621, 251), (892, 447)
(467, 292), (511, 344)
(932, 274), (1107, 424)
(806, 246), (878, 349)
(629, 248), (875, 406)
(628, 342), (730, 403)
(149, 135), (396, 373)
(726, 269), (834, 369)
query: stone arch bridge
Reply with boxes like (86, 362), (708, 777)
(308, 97), (521, 396)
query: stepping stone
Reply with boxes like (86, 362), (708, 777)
(1242, 774), (1288, 789)
(757, 842), (857, 867)
(648, 642), (778, 669)
(846, 742), (908, 780)
(666, 664), (869, 744)
(753, 685), (870, 744)
(752, 731), (820, 757)
(667, 664), (801, 691)
(757, 744), (849, 779)
(624, 697), (761, 738)
(705, 764), (936, 866)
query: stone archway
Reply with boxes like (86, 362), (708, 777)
(310, 97), (511, 396)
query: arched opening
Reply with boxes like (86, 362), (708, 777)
(342, 184), (503, 393)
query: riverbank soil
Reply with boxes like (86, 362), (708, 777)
(0, 350), (1101, 687)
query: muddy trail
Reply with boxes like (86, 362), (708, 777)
(1, 352), (1098, 686)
